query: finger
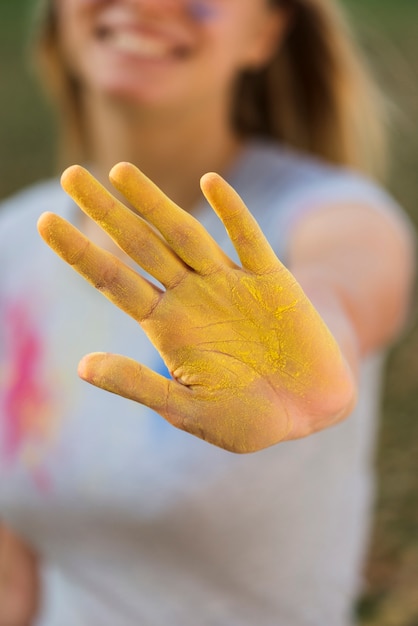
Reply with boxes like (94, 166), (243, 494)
(78, 352), (192, 428)
(109, 162), (236, 274)
(200, 172), (281, 274)
(37, 212), (161, 322)
(61, 165), (188, 288)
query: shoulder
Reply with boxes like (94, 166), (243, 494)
(229, 140), (412, 256)
(232, 140), (399, 212)
(0, 178), (63, 226)
(0, 178), (72, 247)
(0, 178), (73, 272)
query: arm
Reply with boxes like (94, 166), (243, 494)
(37, 164), (414, 452)
(284, 201), (415, 438)
(290, 201), (415, 363)
(0, 524), (40, 626)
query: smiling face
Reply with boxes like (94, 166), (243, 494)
(54, 0), (286, 113)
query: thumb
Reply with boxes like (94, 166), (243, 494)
(78, 353), (192, 428)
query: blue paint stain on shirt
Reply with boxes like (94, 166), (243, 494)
(154, 356), (171, 381)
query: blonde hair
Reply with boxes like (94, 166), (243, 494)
(32, 0), (386, 177)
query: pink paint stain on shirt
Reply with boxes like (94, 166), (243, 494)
(1, 301), (55, 488)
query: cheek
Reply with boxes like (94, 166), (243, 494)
(55, 2), (95, 72)
(202, 5), (265, 71)
(57, 30), (91, 86)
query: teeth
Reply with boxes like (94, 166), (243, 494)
(109, 32), (171, 58)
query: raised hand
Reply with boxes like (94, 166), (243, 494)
(37, 164), (353, 453)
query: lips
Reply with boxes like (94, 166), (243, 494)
(94, 5), (194, 61)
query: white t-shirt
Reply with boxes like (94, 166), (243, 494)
(0, 142), (406, 625)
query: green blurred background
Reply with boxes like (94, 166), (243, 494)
(1, 1), (417, 623)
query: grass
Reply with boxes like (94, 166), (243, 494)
(341, 4), (418, 623)
(0, 0), (56, 198)
(1, 2), (417, 624)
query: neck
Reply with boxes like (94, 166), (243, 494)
(82, 93), (244, 213)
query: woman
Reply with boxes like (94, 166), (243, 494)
(0, 0), (415, 624)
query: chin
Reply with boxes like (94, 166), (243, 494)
(93, 77), (183, 111)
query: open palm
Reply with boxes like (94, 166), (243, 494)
(37, 163), (351, 452)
